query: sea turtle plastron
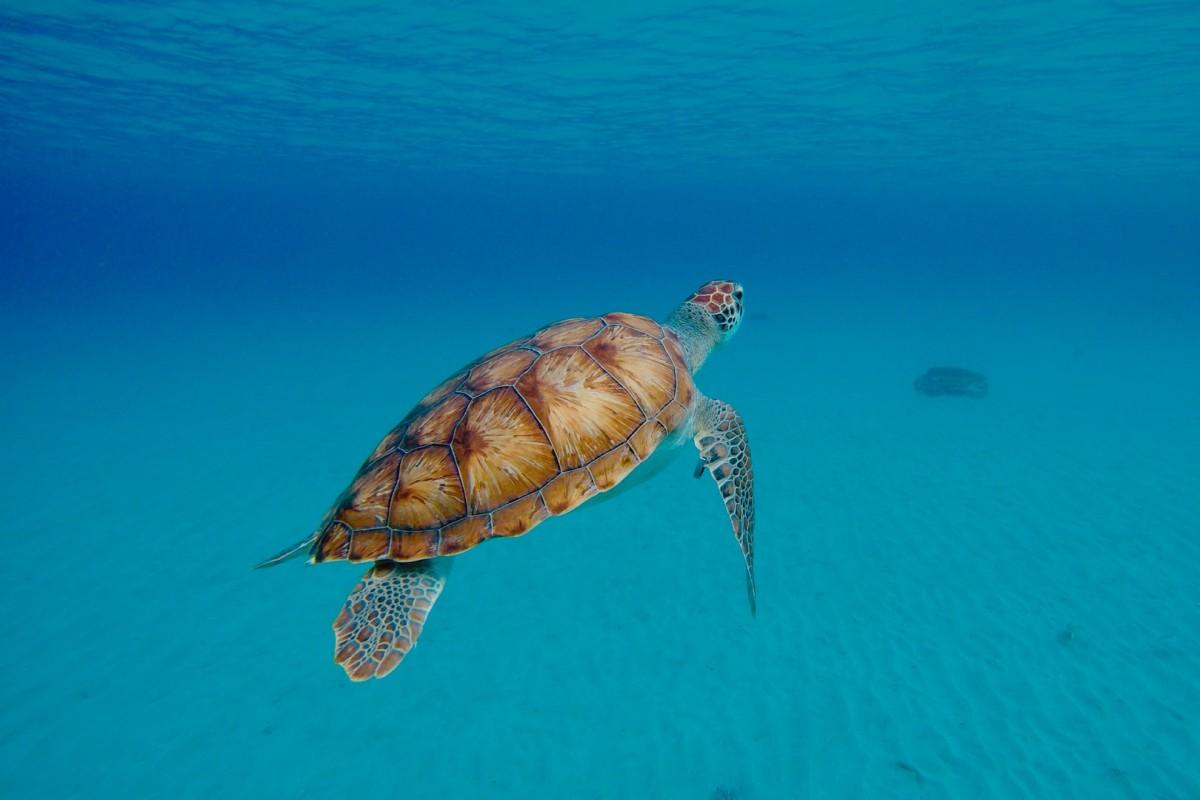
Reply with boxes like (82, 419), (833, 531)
(258, 280), (756, 681)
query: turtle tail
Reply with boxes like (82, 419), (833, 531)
(254, 533), (319, 569)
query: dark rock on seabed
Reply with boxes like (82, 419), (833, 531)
(914, 367), (988, 397)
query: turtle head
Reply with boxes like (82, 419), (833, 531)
(685, 279), (744, 341)
(666, 280), (744, 374)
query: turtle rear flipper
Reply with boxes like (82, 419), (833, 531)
(333, 559), (447, 681)
(254, 532), (318, 568)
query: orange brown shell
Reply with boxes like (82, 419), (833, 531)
(310, 312), (695, 564)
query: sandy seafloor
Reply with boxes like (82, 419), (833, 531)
(1, 260), (1197, 800)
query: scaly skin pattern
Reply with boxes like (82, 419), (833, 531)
(687, 280), (744, 336)
(332, 559), (446, 681)
(693, 395), (756, 615)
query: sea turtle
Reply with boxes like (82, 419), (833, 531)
(258, 280), (756, 681)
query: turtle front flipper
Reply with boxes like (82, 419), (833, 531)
(693, 395), (756, 616)
(333, 558), (447, 681)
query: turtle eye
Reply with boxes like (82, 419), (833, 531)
(733, 288), (743, 300)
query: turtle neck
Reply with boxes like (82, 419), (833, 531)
(664, 302), (718, 375)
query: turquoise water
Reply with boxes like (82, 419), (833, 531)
(3, 3), (1199, 799)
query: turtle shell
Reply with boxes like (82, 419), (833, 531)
(310, 312), (696, 564)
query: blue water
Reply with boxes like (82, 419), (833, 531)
(3, 3), (1199, 798)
